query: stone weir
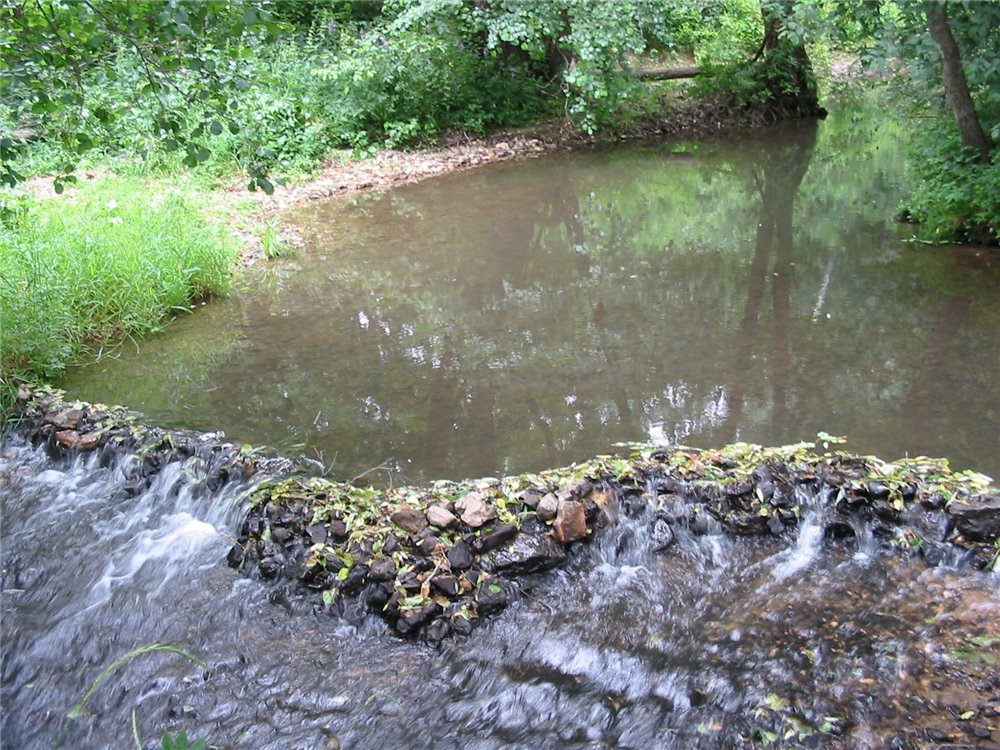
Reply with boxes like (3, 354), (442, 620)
(8, 388), (1000, 645)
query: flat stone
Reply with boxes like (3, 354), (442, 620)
(54, 430), (100, 451)
(553, 500), (587, 544)
(46, 407), (84, 430)
(491, 533), (566, 574)
(426, 505), (458, 529)
(447, 541), (474, 570)
(306, 523), (328, 544)
(537, 493), (559, 522)
(455, 492), (496, 528)
(474, 524), (518, 553)
(949, 497), (1000, 543)
(390, 508), (428, 535)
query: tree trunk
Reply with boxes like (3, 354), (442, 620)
(926, 2), (993, 162)
(754, 0), (822, 118)
(636, 65), (700, 81)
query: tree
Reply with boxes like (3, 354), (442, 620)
(924, 0), (993, 162)
(0, 0), (285, 192)
(755, 0), (822, 118)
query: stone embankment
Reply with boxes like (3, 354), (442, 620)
(9, 388), (1000, 645)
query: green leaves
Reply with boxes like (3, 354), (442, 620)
(1, 0), (287, 188)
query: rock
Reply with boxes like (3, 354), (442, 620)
(723, 512), (769, 536)
(553, 500), (587, 544)
(369, 557), (397, 582)
(258, 557), (282, 579)
(425, 617), (451, 646)
(419, 535), (441, 556)
(537, 493), (559, 521)
(426, 505), (458, 529)
(226, 545), (244, 568)
(519, 489), (543, 509)
(366, 582), (393, 609)
(54, 430), (100, 451)
(455, 492), (496, 528)
(390, 508), (428, 535)
(650, 518), (674, 552)
(474, 524), (518, 553)
(431, 575), (461, 596)
(397, 603), (441, 635)
(491, 533), (566, 574)
(328, 519), (348, 539)
(46, 408), (84, 430)
(451, 614), (474, 637)
(447, 541), (474, 571)
(919, 539), (951, 567)
(475, 577), (507, 614)
(566, 479), (593, 498)
(383, 533), (399, 555)
(921, 493), (946, 511)
(306, 524), (328, 544)
(867, 481), (890, 499)
(949, 497), (1000, 543)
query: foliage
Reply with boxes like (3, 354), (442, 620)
(842, 0), (1000, 243)
(1, 0), (287, 192)
(903, 130), (1000, 244)
(0, 176), (234, 387)
(159, 730), (207, 750)
(312, 23), (545, 148)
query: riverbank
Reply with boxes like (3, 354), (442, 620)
(1, 85), (836, 401)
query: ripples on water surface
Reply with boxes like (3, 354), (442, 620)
(58, 104), (1000, 482)
(2, 440), (998, 748)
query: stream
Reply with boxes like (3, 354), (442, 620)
(3, 98), (1000, 748)
(2, 435), (998, 748)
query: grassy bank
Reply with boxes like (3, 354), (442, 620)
(0, 176), (235, 409)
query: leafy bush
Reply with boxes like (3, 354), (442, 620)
(903, 128), (1000, 244)
(313, 29), (546, 147)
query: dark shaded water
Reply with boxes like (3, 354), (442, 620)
(2, 438), (998, 749)
(59, 106), (1000, 484)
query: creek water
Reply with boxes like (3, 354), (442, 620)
(4, 101), (1000, 748)
(57, 104), (1000, 484)
(2, 436), (998, 749)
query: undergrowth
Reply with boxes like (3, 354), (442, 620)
(0, 177), (235, 402)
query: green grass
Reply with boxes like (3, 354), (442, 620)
(0, 176), (235, 399)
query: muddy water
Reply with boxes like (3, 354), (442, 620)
(58, 105), (1000, 484)
(2, 438), (998, 749)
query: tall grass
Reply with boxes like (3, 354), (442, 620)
(0, 177), (234, 398)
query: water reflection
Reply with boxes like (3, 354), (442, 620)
(59, 104), (1000, 481)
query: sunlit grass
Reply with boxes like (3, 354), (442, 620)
(0, 176), (235, 397)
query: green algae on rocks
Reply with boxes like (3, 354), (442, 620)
(230, 435), (999, 645)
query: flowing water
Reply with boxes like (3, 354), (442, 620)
(2, 437), (998, 749)
(4, 101), (1000, 748)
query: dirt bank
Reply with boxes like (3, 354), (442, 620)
(227, 86), (836, 265)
